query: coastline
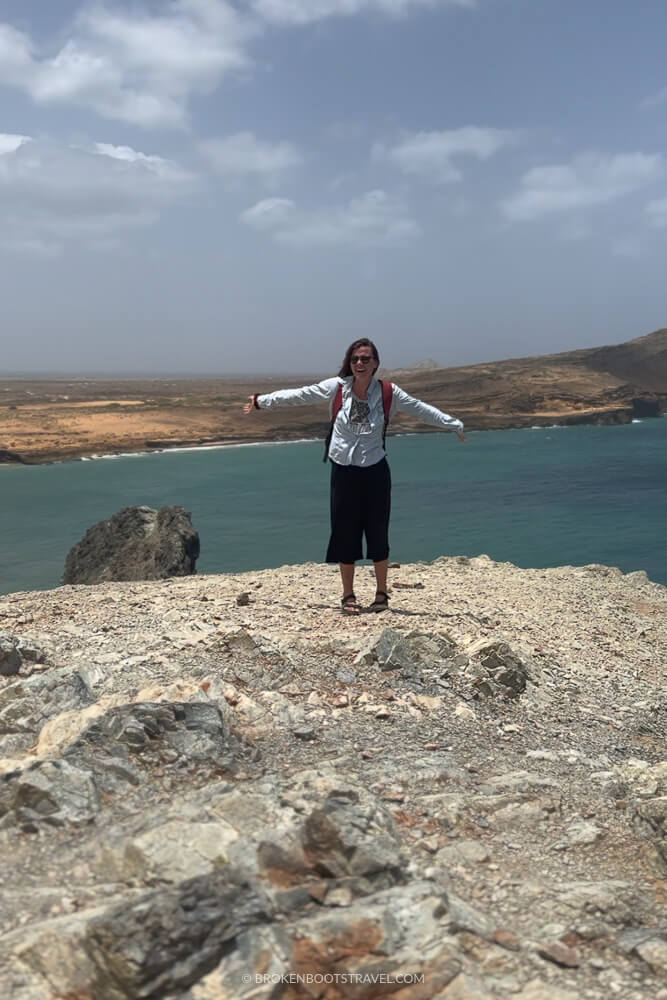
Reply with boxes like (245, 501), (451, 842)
(0, 435), (325, 467)
(3, 356), (665, 467)
(0, 408), (656, 467)
(3, 330), (665, 466)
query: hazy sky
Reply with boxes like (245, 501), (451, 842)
(2, 0), (667, 375)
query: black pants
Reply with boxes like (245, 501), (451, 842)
(326, 458), (391, 564)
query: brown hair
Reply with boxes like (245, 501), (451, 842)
(338, 338), (380, 377)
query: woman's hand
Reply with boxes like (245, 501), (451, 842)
(243, 395), (255, 415)
(456, 431), (467, 443)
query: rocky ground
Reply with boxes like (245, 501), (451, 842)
(0, 555), (666, 999)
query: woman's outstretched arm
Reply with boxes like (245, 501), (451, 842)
(391, 384), (467, 442)
(243, 377), (340, 414)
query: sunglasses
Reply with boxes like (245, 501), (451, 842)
(351, 354), (373, 364)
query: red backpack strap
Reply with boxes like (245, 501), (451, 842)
(378, 379), (393, 450)
(379, 379), (393, 422)
(331, 382), (343, 419)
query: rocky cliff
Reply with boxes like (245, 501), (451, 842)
(382, 327), (667, 433)
(0, 557), (666, 999)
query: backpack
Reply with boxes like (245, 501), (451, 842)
(322, 379), (394, 462)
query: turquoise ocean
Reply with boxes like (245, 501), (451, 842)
(1, 419), (665, 597)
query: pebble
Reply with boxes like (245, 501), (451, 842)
(493, 928), (521, 951)
(537, 941), (581, 968)
(292, 726), (316, 740)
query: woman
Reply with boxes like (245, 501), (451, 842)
(243, 338), (466, 614)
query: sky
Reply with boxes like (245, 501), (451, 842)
(1, 0), (667, 375)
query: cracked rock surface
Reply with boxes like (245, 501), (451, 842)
(0, 554), (666, 999)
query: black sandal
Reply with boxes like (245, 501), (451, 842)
(369, 590), (389, 613)
(341, 593), (361, 615)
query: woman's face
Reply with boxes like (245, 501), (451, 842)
(350, 347), (376, 376)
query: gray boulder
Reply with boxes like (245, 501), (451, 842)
(0, 632), (22, 677)
(7, 872), (272, 1000)
(199, 881), (461, 1000)
(0, 633), (51, 680)
(0, 667), (92, 759)
(62, 505), (200, 584)
(0, 701), (237, 831)
(355, 628), (456, 672)
(461, 639), (532, 698)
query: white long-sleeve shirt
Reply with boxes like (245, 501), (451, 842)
(256, 376), (464, 467)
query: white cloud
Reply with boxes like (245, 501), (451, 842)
(0, 0), (476, 127)
(240, 197), (297, 228)
(502, 152), (664, 222)
(199, 132), (302, 186)
(241, 189), (419, 246)
(252, 0), (474, 27)
(0, 133), (30, 155)
(0, 137), (197, 252)
(0, 1), (256, 128)
(646, 195), (667, 228)
(374, 126), (518, 183)
(92, 142), (193, 185)
(0, 23), (33, 77)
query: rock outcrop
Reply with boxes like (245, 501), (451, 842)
(0, 449), (25, 464)
(62, 504), (200, 585)
(0, 632), (50, 678)
(1, 555), (666, 999)
(0, 633), (21, 677)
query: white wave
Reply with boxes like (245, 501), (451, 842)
(85, 438), (321, 460)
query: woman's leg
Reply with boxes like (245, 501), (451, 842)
(326, 463), (363, 609)
(340, 562), (356, 597)
(363, 460), (391, 563)
(363, 459), (392, 609)
(373, 558), (388, 594)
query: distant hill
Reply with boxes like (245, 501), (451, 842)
(379, 358), (440, 376)
(384, 327), (667, 430)
(574, 328), (667, 393)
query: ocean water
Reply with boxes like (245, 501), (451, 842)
(1, 420), (665, 597)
